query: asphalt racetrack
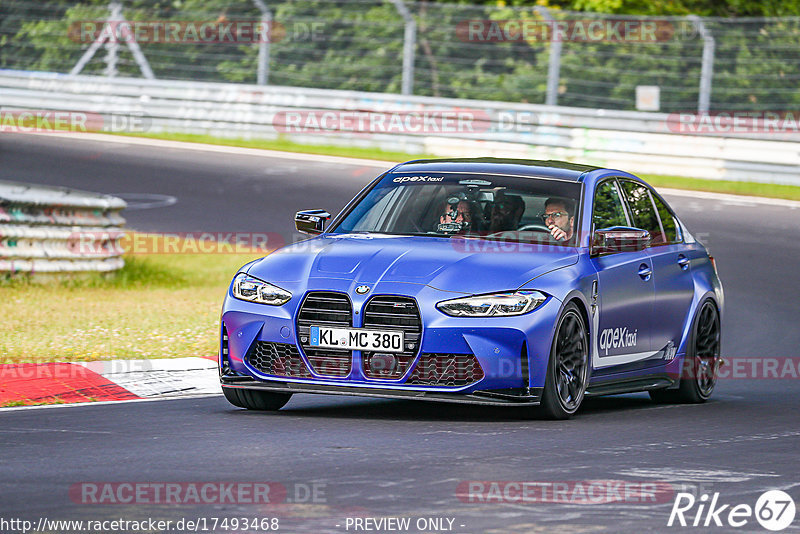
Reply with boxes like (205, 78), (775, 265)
(1, 133), (799, 533)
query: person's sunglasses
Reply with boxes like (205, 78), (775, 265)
(539, 211), (568, 221)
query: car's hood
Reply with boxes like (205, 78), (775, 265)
(246, 234), (578, 295)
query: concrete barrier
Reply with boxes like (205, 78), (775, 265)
(0, 180), (126, 273)
(2, 69), (799, 185)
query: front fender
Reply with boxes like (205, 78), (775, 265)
(519, 258), (597, 381)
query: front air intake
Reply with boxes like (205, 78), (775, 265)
(247, 342), (312, 378)
(406, 353), (484, 387)
(361, 296), (422, 379)
(296, 291), (353, 377)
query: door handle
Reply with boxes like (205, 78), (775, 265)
(677, 254), (690, 271)
(638, 263), (652, 280)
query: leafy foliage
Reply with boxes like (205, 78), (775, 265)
(3, 0), (800, 110)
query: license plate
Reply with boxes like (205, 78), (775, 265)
(310, 326), (404, 353)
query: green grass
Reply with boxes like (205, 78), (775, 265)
(1, 246), (263, 364)
(5, 133), (798, 365)
(640, 174), (800, 202)
(2, 398), (70, 408)
(112, 131), (800, 201)
(115, 131), (437, 163)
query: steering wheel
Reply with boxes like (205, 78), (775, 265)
(517, 223), (551, 233)
(485, 224), (553, 239)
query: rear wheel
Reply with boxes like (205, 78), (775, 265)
(650, 300), (720, 403)
(539, 303), (589, 419)
(223, 387), (292, 411)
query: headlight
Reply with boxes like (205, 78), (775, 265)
(436, 290), (547, 317)
(231, 273), (292, 305)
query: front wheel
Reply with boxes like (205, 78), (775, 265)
(223, 387), (292, 411)
(539, 303), (590, 419)
(650, 300), (721, 404)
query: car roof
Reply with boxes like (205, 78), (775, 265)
(391, 158), (601, 181)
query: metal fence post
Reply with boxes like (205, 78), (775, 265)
(70, 0), (154, 79)
(689, 15), (715, 113)
(103, 1), (121, 77)
(252, 0), (272, 85)
(389, 0), (416, 95)
(535, 6), (562, 107)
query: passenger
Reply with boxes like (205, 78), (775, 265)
(489, 194), (525, 233)
(439, 198), (473, 230)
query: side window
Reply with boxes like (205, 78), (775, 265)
(592, 180), (628, 230)
(619, 180), (665, 245)
(651, 193), (682, 244)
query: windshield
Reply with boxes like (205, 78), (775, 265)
(331, 172), (583, 245)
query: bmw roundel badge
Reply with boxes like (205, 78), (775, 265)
(355, 285), (370, 295)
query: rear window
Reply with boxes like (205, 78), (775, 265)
(619, 180), (665, 244)
(651, 193), (682, 244)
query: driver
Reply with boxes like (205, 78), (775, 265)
(542, 197), (575, 241)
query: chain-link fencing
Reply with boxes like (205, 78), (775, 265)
(2, 0), (800, 112)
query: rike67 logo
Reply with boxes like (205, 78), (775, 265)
(668, 490), (796, 531)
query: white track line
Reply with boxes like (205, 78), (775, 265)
(18, 131), (395, 168)
(0, 393), (222, 413)
(15, 132), (800, 207)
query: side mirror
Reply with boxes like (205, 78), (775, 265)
(591, 227), (651, 255)
(295, 209), (331, 235)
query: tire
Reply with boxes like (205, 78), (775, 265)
(649, 299), (720, 404)
(539, 302), (590, 420)
(223, 387), (292, 411)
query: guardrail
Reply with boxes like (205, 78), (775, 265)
(2, 69), (799, 186)
(0, 180), (126, 274)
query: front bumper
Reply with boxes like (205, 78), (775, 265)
(220, 285), (563, 396)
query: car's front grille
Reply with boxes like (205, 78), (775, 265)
(247, 342), (312, 378)
(361, 296), (421, 379)
(406, 353), (484, 387)
(297, 291), (353, 377)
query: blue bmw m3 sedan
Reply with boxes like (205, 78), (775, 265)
(219, 158), (723, 419)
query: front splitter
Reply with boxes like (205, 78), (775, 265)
(220, 377), (541, 406)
